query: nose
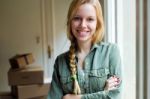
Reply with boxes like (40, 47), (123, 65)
(80, 19), (87, 28)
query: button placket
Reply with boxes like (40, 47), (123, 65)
(84, 57), (90, 70)
(82, 54), (91, 93)
(77, 66), (86, 93)
(82, 71), (89, 93)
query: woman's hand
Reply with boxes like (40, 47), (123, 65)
(62, 94), (82, 99)
(104, 75), (121, 91)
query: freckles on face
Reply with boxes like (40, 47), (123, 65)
(71, 3), (97, 43)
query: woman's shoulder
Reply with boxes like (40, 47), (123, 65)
(97, 41), (119, 48)
(55, 51), (69, 61)
(95, 42), (120, 54)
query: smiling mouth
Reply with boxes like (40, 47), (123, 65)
(77, 31), (89, 37)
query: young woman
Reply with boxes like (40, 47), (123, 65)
(47, 0), (122, 99)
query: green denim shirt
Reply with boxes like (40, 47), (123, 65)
(47, 42), (122, 99)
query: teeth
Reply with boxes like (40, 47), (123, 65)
(78, 31), (87, 33)
(80, 32), (86, 33)
(77, 30), (89, 35)
(77, 30), (88, 32)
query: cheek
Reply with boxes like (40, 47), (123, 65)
(93, 22), (97, 29)
(90, 23), (97, 32)
(71, 21), (79, 29)
(71, 22), (79, 34)
(93, 23), (97, 31)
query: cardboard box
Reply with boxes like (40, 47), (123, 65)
(9, 55), (27, 69)
(0, 92), (47, 99)
(22, 53), (35, 64)
(9, 53), (35, 69)
(30, 96), (47, 99)
(8, 66), (44, 85)
(0, 92), (13, 99)
(11, 79), (50, 99)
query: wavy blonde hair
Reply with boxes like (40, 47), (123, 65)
(67, 0), (104, 94)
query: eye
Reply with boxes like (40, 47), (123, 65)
(87, 18), (95, 21)
(72, 16), (81, 21)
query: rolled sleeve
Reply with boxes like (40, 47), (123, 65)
(108, 44), (122, 98)
(81, 90), (109, 99)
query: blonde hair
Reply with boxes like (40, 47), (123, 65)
(67, 0), (104, 94)
(69, 44), (81, 94)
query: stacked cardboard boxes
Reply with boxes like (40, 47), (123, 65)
(0, 92), (13, 99)
(7, 53), (50, 99)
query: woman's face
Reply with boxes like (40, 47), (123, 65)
(71, 3), (97, 43)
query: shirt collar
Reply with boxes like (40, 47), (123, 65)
(91, 43), (99, 51)
(91, 41), (104, 51)
(74, 41), (104, 60)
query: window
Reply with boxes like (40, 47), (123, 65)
(103, 0), (136, 99)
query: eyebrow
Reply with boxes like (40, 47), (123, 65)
(73, 15), (96, 18)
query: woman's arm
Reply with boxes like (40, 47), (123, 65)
(81, 44), (122, 99)
(62, 75), (121, 99)
(63, 94), (82, 99)
(47, 58), (63, 99)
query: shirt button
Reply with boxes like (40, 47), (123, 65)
(85, 62), (88, 65)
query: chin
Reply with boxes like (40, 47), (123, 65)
(77, 38), (90, 42)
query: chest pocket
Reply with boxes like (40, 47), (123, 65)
(60, 76), (73, 94)
(88, 68), (109, 92)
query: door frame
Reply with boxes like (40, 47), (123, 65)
(136, 0), (148, 99)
